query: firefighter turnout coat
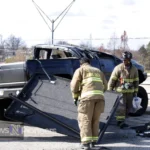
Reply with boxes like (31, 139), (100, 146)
(70, 63), (107, 101)
(108, 63), (139, 122)
(108, 63), (139, 94)
(70, 63), (107, 144)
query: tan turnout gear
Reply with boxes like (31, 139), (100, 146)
(108, 63), (139, 93)
(71, 63), (107, 101)
(70, 63), (107, 144)
(108, 63), (139, 122)
(78, 99), (105, 143)
(116, 93), (133, 121)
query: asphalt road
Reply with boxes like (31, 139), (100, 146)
(0, 77), (149, 150)
(0, 119), (150, 150)
(0, 103), (150, 150)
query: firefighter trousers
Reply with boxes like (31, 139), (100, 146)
(116, 93), (134, 122)
(77, 99), (105, 144)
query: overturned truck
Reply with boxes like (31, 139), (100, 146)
(0, 45), (148, 141)
(0, 45), (148, 117)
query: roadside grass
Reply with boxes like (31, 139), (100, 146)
(146, 70), (150, 73)
(5, 51), (32, 63)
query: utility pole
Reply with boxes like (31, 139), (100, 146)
(113, 32), (116, 55)
(120, 30), (130, 51)
(0, 34), (2, 45)
(32, 0), (76, 44)
(90, 34), (92, 48)
(52, 20), (54, 44)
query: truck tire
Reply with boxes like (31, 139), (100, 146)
(0, 104), (5, 120)
(129, 86), (148, 116)
(0, 98), (12, 120)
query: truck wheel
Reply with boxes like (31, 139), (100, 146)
(129, 86), (148, 116)
(0, 98), (12, 120)
(0, 105), (5, 120)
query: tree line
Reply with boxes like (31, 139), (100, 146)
(0, 34), (26, 52)
(0, 34), (150, 71)
(137, 43), (150, 70)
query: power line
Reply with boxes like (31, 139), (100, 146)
(23, 37), (150, 41)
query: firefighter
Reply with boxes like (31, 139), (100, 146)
(108, 51), (139, 128)
(70, 58), (107, 150)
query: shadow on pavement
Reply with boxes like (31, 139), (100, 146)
(0, 135), (80, 143)
(100, 125), (150, 148)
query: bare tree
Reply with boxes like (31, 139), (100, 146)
(56, 41), (69, 45)
(98, 44), (105, 52)
(146, 42), (150, 70)
(80, 41), (91, 48)
(4, 35), (26, 50)
(107, 32), (118, 54)
(0, 34), (5, 49)
(0, 35), (5, 61)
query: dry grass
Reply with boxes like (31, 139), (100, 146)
(5, 51), (32, 63)
(146, 70), (150, 73)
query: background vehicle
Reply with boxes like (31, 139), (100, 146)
(0, 44), (148, 119)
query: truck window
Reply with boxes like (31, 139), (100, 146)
(39, 50), (48, 59)
(64, 51), (74, 57)
(50, 49), (66, 59)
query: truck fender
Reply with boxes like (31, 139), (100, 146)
(130, 86), (148, 116)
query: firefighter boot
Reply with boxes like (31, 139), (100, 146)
(90, 142), (96, 148)
(80, 143), (91, 150)
(117, 121), (129, 129)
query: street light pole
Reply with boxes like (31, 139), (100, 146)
(52, 20), (54, 44)
(0, 34), (2, 44)
(32, 0), (76, 44)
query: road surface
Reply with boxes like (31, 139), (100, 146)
(0, 76), (150, 150)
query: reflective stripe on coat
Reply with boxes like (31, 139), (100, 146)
(108, 63), (139, 93)
(70, 63), (107, 101)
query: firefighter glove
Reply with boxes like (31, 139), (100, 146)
(134, 93), (137, 97)
(74, 99), (78, 106)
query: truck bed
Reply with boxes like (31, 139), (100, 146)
(5, 73), (120, 143)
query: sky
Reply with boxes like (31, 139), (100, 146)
(0, 0), (150, 50)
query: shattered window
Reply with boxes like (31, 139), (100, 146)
(39, 50), (48, 59)
(50, 49), (77, 59)
(51, 49), (67, 59)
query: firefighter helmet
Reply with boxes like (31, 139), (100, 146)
(80, 57), (90, 65)
(122, 51), (132, 60)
